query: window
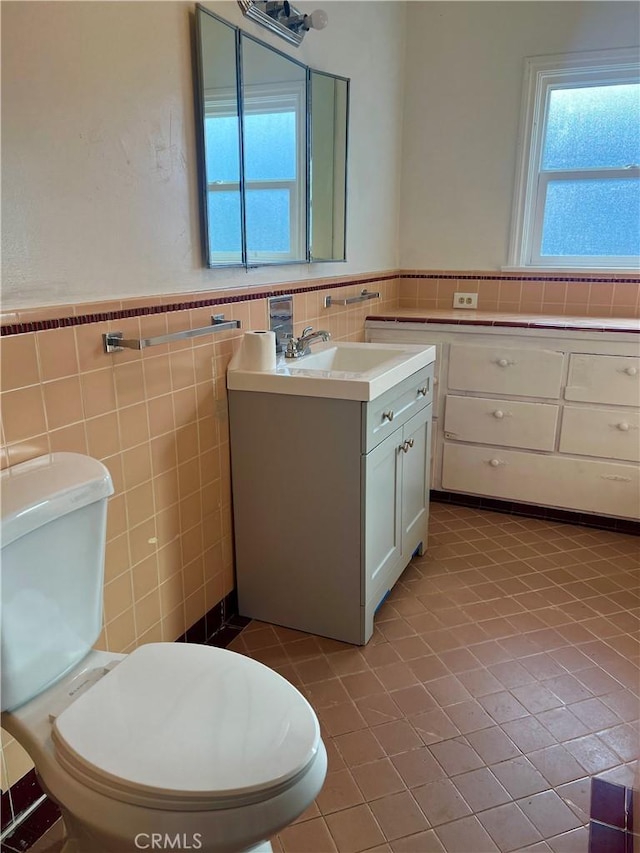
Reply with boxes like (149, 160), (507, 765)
(508, 48), (640, 270)
(204, 83), (306, 265)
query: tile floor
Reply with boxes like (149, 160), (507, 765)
(11, 503), (640, 852)
(232, 503), (639, 853)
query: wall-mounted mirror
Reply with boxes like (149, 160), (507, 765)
(195, 5), (349, 268)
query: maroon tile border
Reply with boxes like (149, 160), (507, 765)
(589, 778), (636, 853)
(0, 275), (398, 337)
(0, 590), (245, 850)
(400, 272), (640, 284)
(431, 490), (640, 536)
(370, 315), (640, 334)
(592, 778), (627, 830)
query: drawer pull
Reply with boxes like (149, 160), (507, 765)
(624, 366), (638, 376)
(617, 422), (630, 431)
(382, 410), (394, 422)
(488, 458), (505, 467)
(493, 410), (504, 419)
(417, 384), (430, 397)
(496, 358), (512, 368)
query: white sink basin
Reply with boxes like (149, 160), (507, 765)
(227, 341), (436, 401)
(286, 345), (408, 373)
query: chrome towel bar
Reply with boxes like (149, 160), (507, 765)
(323, 289), (380, 308)
(103, 315), (241, 353)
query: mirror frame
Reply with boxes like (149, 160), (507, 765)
(194, 4), (349, 269)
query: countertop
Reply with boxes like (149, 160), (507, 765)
(366, 308), (640, 334)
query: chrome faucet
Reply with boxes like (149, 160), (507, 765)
(284, 326), (331, 358)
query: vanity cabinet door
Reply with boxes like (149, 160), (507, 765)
(362, 403), (432, 617)
(401, 405), (432, 562)
(363, 428), (402, 604)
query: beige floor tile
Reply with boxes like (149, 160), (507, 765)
(412, 777), (472, 826)
(324, 804), (386, 853)
(372, 720), (423, 756)
(279, 816), (338, 852)
(428, 736), (484, 775)
(369, 791), (430, 841)
(517, 790), (583, 838)
(491, 756), (550, 798)
(315, 769), (364, 815)
(333, 729), (386, 767)
(452, 767), (512, 812)
(434, 814), (500, 852)
(390, 746), (445, 788)
(465, 726), (521, 764)
(351, 758), (406, 802)
(478, 802), (542, 851)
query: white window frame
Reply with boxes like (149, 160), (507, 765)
(507, 47), (640, 271)
(204, 81), (306, 265)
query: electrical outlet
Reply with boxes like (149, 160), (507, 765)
(453, 292), (478, 309)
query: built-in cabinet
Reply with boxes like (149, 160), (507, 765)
(366, 321), (640, 521)
(228, 364), (434, 644)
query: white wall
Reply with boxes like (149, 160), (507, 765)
(398, 1), (640, 271)
(1, 1), (406, 309)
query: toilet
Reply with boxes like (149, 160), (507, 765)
(1, 453), (327, 853)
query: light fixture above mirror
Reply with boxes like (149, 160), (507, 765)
(238, 0), (328, 46)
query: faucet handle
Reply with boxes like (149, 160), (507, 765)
(285, 338), (299, 358)
(301, 326), (313, 338)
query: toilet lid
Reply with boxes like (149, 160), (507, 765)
(51, 643), (320, 810)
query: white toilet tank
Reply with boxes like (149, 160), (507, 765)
(1, 453), (114, 712)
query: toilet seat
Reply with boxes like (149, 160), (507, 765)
(51, 643), (320, 811)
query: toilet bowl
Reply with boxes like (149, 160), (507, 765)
(1, 454), (327, 852)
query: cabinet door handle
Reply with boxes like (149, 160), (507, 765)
(617, 422), (630, 431)
(407, 438), (414, 448)
(382, 410), (394, 422)
(417, 384), (429, 396)
(399, 441), (410, 454)
(624, 366), (637, 376)
(493, 410), (504, 419)
(496, 358), (510, 367)
(488, 458), (505, 467)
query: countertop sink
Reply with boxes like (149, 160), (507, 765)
(227, 341), (436, 401)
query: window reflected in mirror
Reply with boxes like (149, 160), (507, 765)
(242, 37), (307, 263)
(199, 12), (243, 266)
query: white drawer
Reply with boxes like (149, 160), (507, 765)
(448, 344), (564, 398)
(560, 406), (640, 463)
(565, 354), (640, 406)
(443, 395), (558, 451)
(442, 443), (640, 520)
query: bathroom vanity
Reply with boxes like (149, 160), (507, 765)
(228, 342), (435, 644)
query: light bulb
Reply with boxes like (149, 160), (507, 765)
(307, 8), (328, 30)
